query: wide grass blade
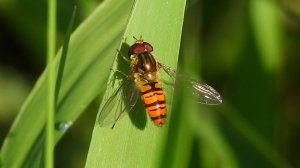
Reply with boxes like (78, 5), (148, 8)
(0, 0), (134, 167)
(85, 0), (186, 167)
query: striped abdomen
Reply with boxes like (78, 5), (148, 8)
(140, 81), (167, 127)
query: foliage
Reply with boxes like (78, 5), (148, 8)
(0, 0), (299, 167)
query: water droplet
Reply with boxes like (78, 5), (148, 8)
(55, 121), (73, 133)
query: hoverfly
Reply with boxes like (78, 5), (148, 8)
(97, 37), (222, 128)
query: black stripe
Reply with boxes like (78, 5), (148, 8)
(141, 82), (162, 95)
(144, 100), (166, 108)
(143, 81), (157, 86)
(141, 88), (162, 95)
(144, 92), (163, 98)
(151, 114), (167, 121)
(149, 106), (166, 111)
(140, 53), (157, 71)
(143, 81), (162, 89)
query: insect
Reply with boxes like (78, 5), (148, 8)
(97, 37), (222, 128)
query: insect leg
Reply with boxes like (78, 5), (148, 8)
(111, 104), (124, 129)
(133, 35), (143, 42)
(110, 68), (128, 77)
(117, 49), (130, 63)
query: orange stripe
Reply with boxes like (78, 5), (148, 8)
(143, 97), (157, 105)
(147, 110), (160, 117)
(145, 103), (166, 110)
(138, 81), (167, 127)
(155, 94), (165, 101)
(141, 92), (154, 99)
(140, 85), (151, 92)
(142, 91), (164, 99)
(147, 108), (166, 116)
(153, 118), (166, 127)
(141, 91), (165, 105)
(154, 82), (162, 89)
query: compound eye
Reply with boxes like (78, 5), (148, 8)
(143, 42), (153, 52)
(129, 43), (145, 55)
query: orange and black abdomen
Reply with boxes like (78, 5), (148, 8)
(140, 81), (166, 127)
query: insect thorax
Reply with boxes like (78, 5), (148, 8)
(131, 53), (158, 82)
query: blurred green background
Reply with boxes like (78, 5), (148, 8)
(1, 0), (300, 167)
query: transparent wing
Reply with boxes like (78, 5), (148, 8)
(97, 77), (139, 128)
(159, 63), (222, 105)
(189, 79), (222, 105)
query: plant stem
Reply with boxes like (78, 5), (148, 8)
(46, 0), (56, 167)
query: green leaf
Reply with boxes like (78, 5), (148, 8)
(0, 0), (134, 167)
(85, 0), (186, 167)
(162, 5), (239, 167)
(250, 0), (283, 72)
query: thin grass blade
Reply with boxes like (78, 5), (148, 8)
(0, 0), (134, 167)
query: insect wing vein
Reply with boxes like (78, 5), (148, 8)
(97, 77), (138, 127)
(190, 80), (222, 105)
(159, 63), (222, 105)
